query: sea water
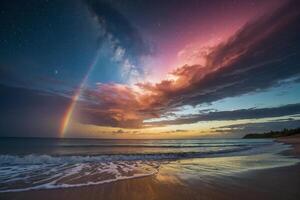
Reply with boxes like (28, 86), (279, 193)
(0, 138), (298, 192)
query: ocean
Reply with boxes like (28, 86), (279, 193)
(0, 138), (298, 193)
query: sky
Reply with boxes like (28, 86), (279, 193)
(0, 0), (300, 139)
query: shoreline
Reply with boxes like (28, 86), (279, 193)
(276, 134), (300, 157)
(1, 136), (300, 200)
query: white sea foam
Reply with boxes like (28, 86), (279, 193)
(0, 160), (160, 193)
(0, 170), (157, 193)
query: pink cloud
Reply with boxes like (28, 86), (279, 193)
(76, 1), (300, 128)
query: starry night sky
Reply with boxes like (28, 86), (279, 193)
(1, 0), (300, 139)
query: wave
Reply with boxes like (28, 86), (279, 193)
(0, 141), (292, 193)
(0, 141), (288, 166)
(33, 140), (272, 148)
(0, 171), (156, 193)
(54, 143), (255, 148)
(0, 160), (159, 193)
(0, 146), (254, 165)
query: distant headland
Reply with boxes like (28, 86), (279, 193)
(243, 127), (300, 139)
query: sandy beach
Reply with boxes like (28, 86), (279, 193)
(0, 136), (299, 200)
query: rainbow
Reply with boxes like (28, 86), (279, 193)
(60, 51), (100, 137)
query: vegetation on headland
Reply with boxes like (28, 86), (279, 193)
(243, 127), (300, 139)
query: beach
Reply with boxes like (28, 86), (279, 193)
(0, 136), (299, 200)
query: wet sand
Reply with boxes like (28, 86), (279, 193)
(1, 136), (300, 200)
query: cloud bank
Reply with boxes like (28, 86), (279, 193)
(76, 0), (300, 128)
(145, 103), (300, 126)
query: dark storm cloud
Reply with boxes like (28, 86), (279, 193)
(162, 0), (300, 107)
(84, 0), (151, 56)
(77, 0), (300, 128)
(145, 103), (300, 126)
(0, 84), (69, 137)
